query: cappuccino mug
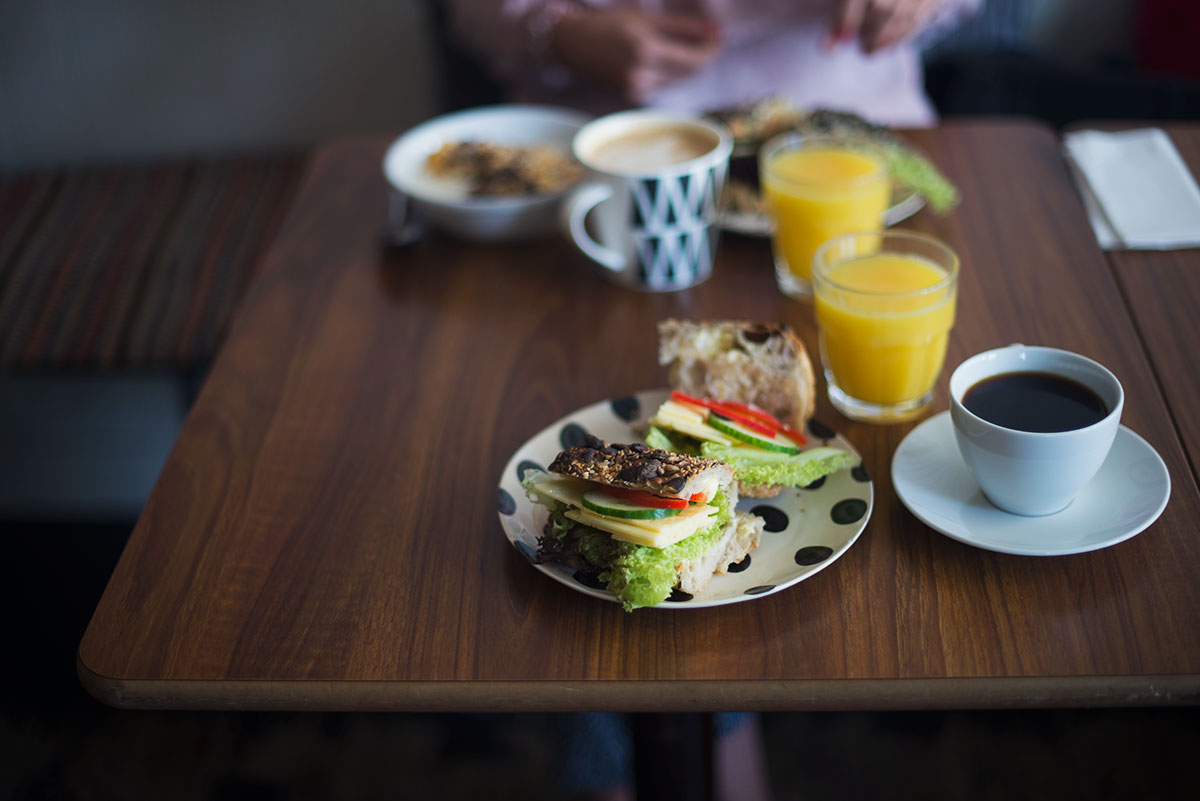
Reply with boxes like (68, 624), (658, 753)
(563, 110), (732, 291)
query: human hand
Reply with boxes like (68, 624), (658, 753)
(551, 10), (722, 103)
(830, 0), (944, 54)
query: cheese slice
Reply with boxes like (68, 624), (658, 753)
(659, 399), (707, 422)
(533, 474), (715, 525)
(649, 410), (734, 445)
(530, 474), (721, 547)
(528, 475), (590, 508)
(564, 504), (718, 549)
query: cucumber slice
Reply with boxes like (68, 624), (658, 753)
(581, 490), (684, 520)
(705, 412), (801, 454)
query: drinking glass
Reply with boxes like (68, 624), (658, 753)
(760, 133), (891, 299)
(812, 230), (959, 423)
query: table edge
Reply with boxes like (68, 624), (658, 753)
(78, 658), (1199, 712)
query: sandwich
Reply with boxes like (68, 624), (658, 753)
(710, 100), (960, 215)
(523, 435), (764, 610)
(649, 319), (857, 497)
(658, 318), (816, 430)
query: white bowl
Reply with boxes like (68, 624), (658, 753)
(383, 104), (592, 242)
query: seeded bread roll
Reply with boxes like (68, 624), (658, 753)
(657, 319), (816, 431)
(548, 435), (736, 505)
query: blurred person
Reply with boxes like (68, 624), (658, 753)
(552, 711), (771, 801)
(440, 5), (978, 798)
(444, 0), (981, 128)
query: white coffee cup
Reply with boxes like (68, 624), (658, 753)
(563, 110), (732, 292)
(949, 344), (1124, 516)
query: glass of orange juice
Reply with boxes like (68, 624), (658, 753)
(760, 133), (891, 299)
(812, 230), (959, 423)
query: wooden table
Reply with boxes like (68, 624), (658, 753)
(1103, 123), (1200, 488)
(79, 120), (1200, 716)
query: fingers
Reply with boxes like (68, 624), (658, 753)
(830, 0), (870, 45)
(626, 13), (723, 100)
(550, 9), (723, 102)
(644, 16), (722, 74)
(651, 13), (722, 46)
(831, 0), (939, 54)
(860, 0), (937, 53)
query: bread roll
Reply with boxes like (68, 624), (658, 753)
(677, 511), (765, 594)
(657, 319), (816, 430)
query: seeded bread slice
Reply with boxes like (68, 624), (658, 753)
(658, 319), (816, 430)
(548, 435), (736, 504)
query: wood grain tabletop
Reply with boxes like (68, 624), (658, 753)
(78, 119), (1200, 712)
(1102, 123), (1200, 489)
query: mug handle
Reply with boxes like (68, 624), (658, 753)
(562, 183), (624, 273)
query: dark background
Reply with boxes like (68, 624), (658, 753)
(3, 0), (1198, 798)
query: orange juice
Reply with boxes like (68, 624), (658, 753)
(762, 144), (890, 290)
(814, 251), (957, 407)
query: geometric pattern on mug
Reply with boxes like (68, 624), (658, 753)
(631, 167), (718, 232)
(634, 224), (714, 290)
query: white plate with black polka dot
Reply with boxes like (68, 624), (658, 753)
(497, 388), (873, 609)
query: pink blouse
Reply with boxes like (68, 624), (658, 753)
(444, 0), (979, 128)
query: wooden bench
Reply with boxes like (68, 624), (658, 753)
(0, 153), (308, 520)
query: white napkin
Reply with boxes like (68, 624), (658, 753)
(1063, 128), (1200, 250)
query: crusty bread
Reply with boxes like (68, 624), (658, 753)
(657, 319), (816, 430)
(739, 482), (785, 499)
(677, 511), (765, 594)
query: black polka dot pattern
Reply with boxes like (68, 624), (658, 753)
(560, 423), (589, 449)
(498, 488), (516, 516)
(516, 459), (544, 482)
(514, 541), (537, 563)
(831, 498), (868, 525)
(611, 396), (640, 422)
(502, 392), (873, 609)
(808, 418), (836, 440)
(574, 571), (605, 590)
(727, 556), (751, 573)
(750, 505), (789, 532)
(795, 546), (833, 565)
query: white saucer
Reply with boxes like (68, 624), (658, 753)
(891, 411), (1170, 556)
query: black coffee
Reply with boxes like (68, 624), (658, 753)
(963, 371), (1109, 433)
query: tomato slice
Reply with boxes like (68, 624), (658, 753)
(710, 399), (809, 445)
(604, 485), (688, 509)
(669, 391), (777, 437)
(667, 390), (810, 443)
(778, 423), (809, 445)
(669, 390), (711, 411)
(720, 401), (784, 428)
(706, 404), (778, 437)
(689, 492), (708, 503)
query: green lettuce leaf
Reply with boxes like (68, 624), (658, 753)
(882, 143), (959, 214)
(604, 489), (732, 610)
(524, 478), (733, 611)
(644, 424), (701, 455)
(699, 444), (858, 490)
